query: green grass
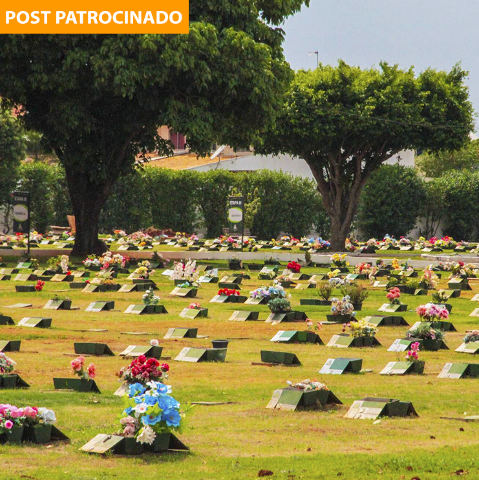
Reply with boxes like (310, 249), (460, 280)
(1, 261), (479, 479)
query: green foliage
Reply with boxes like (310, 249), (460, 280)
(416, 139), (479, 177)
(258, 62), (474, 249)
(318, 281), (334, 301)
(200, 171), (237, 237)
(0, 2), (307, 253)
(340, 283), (369, 304)
(431, 171), (479, 240)
(17, 162), (55, 233)
(0, 109), (26, 206)
(357, 165), (426, 239)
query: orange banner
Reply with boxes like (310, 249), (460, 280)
(1, 0), (189, 33)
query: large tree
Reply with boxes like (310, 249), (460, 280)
(257, 61), (474, 250)
(0, 0), (309, 255)
(0, 109), (26, 207)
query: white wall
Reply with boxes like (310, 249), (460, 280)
(189, 150), (415, 178)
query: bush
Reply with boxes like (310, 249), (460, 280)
(431, 171), (479, 241)
(357, 165), (426, 239)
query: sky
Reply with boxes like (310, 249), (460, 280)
(282, 0), (478, 125)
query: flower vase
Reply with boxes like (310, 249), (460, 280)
(120, 437), (144, 455)
(146, 433), (171, 453)
(4, 426), (24, 444)
(29, 424), (53, 444)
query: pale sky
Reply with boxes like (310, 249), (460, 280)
(282, 0), (478, 125)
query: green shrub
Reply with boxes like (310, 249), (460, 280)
(357, 165), (426, 239)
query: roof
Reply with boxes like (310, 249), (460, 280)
(146, 153), (246, 170)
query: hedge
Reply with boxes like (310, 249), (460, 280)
(30, 165), (329, 239)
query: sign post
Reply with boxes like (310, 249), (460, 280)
(228, 196), (244, 250)
(12, 191), (30, 256)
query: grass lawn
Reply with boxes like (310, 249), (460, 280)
(1, 259), (479, 479)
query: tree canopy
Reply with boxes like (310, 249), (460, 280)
(416, 139), (479, 177)
(0, 0), (309, 254)
(257, 61), (474, 250)
(0, 109), (26, 207)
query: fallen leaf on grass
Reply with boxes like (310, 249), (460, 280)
(459, 428), (465, 432)
(258, 470), (274, 477)
(453, 470), (468, 476)
(406, 467), (413, 471)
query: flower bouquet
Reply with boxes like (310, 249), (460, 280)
(340, 283), (368, 310)
(379, 287), (408, 312)
(463, 331), (479, 344)
(249, 285), (286, 304)
(171, 259), (199, 285)
(119, 381), (188, 453)
(327, 296), (355, 323)
(330, 253), (349, 270)
(268, 297), (292, 314)
(0, 404), (58, 444)
(404, 341), (425, 374)
(118, 356), (169, 387)
(0, 352), (22, 389)
(53, 357), (98, 393)
(344, 318), (379, 348)
(287, 261), (301, 273)
(407, 323), (446, 351)
(143, 289), (160, 305)
(416, 304), (449, 322)
(419, 268), (439, 290)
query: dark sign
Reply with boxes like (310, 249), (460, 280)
(12, 191), (30, 234)
(228, 196), (244, 235)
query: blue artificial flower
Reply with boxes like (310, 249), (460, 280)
(163, 408), (181, 428)
(144, 395), (158, 406)
(158, 395), (180, 411)
(123, 407), (133, 415)
(142, 413), (162, 426)
(129, 383), (145, 397)
(156, 383), (172, 396)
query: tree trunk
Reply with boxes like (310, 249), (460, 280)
(64, 167), (113, 256)
(308, 159), (373, 252)
(329, 215), (349, 252)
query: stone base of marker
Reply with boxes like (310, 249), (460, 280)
(421, 338), (449, 351)
(364, 315), (409, 327)
(380, 361), (425, 375)
(319, 357), (362, 374)
(0, 315), (15, 326)
(266, 311), (308, 323)
(179, 307), (208, 319)
(267, 387), (342, 411)
(300, 299), (332, 306)
(228, 310), (260, 321)
(209, 295), (247, 304)
(388, 338), (424, 352)
(378, 303), (408, 313)
(70, 282), (87, 289)
(18, 317), (52, 328)
(15, 285), (37, 293)
(164, 328), (198, 339)
(44, 299), (73, 310)
(124, 304), (168, 315)
(447, 279), (472, 290)
(21, 424), (69, 444)
(119, 345), (163, 359)
(0, 340), (21, 352)
(345, 397), (418, 419)
(85, 301), (115, 312)
(0, 374), (30, 389)
(270, 330), (323, 344)
(74, 343), (115, 356)
(175, 347), (227, 363)
(170, 287), (198, 298)
(53, 378), (101, 393)
(455, 341), (479, 354)
(438, 362), (479, 378)
(80, 433), (188, 455)
(409, 320), (456, 333)
(327, 334), (381, 348)
(0, 426), (24, 444)
(260, 350), (301, 366)
(325, 314), (353, 324)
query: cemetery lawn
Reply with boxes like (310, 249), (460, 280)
(2, 260), (479, 479)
